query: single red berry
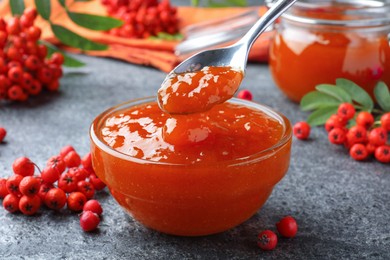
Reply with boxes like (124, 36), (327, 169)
(325, 114), (347, 132)
(27, 80), (42, 95)
(3, 194), (20, 213)
(24, 55), (41, 71)
(337, 103), (355, 120)
(380, 113), (390, 132)
(328, 128), (346, 145)
(293, 121), (310, 140)
(350, 143), (369, 161)
(77, 180), (95, 200)
(0, 127), (6, 142)
(257, 230), (278, 251)
(25, 26), (41, 41)
(7, 66), (24, 83)
(24, 7), (38, 20)
(356, 111), (374, 129)
(81, 153), (93, 170)
(20, 14), (34, 28)
(83, 199), (103, 216)
(21, 72), (34, 90)
(58, 173), (78, 193)
(80, 211), (100, 232)
(7, 60), (22, 69)
(0, 178), (9, 198)
(37, 182), (54, 201)
(63, 151), (81, 168)
(6, 17), (21, 35)
(67, 191), (87, 212)
(49, 53), (65, 65)
(19, 176), (40, 197)
(19, 195), (41, 215)
(89, 174), (106, 191)
(7, 85), (26, 101)
(368, 127), (387, 147)
(44, 188), (67, 210)
(237, 89), (253, 101)
(0, 31), (8, 47)
(347, 126), (367, 145)
(37, 67), (53, 84)
(68, 167), (89, 182)
(49, 63), (63, 79)
(366, 143), (377, 155)
(37, 44), (47, 59)
(46, 79), (60, 92)
(12, 157), (35, 176)
(60, 145), (75, 158)
(40, 166), (60, 184)
(46, 155), (66, 174)
(276, 216), (298, 238)
(374, 145), (390, 164)
(6, 46), (22, 62)
(6, 174), (23, 196)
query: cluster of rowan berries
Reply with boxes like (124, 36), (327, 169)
(0, 8), (64, 102)
(294, 105), (390, 163)
(0, 146), (106, 232)
(101, 0), (180, 38)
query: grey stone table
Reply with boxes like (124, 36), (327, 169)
(1, 3), (390, 260)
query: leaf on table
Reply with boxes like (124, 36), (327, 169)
(35, 0), (51, 20)
(67, 11), (123, 31)
(51, 24), (108, 51)
(374, 81), (390, 112)
(315, 84), (352, 103)
(300, 91), (340, 111)
(39, 40), (85, 67)
(10, 0), (25, 16)
(336, 78), (374, 111)
(307, 105), (339, 126)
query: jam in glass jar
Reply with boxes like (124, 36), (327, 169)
(268, 0), (390, 102)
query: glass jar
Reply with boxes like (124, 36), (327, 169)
(268, 0), (390, 102)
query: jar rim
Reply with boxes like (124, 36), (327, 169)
(266, 0), (390, 27)
(90, 97), (292, 167)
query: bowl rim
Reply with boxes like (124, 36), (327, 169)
(90, 97), (292, 167)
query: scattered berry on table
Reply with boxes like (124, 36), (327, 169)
(257, 230), (278, 251)
(237, 89), (253, 101)
(80, 210), (100, 232)
(0, 127), (6, 142)
(293, 121), (311, 140)
(374, 145), (390, 164)
(83, 200), (103, 216)
(67, 191), (87, 212)
(276, 216), (298, 238)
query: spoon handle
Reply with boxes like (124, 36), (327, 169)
(236, 0), (297, 49)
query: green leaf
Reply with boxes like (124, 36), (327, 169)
(39, 40), (85, 67)
(67, 11), (123, 31)
(300, 91), (340, 111)
(149, 32), (183, 41)
(374, 81), (390, 112)
(59, 0), (66, 7)
(10, 0), (25, 16)
(336, 78), (374, 111)
(307, 105), (339, 126)
(51, 24), (108, 51)
(315, 84), (352, 103)
(35, 0), (51, 20)
(191, 0), (200, 6)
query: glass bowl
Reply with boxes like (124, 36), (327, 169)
(90, 97), (292, 236)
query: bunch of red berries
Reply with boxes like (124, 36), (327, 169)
(101, 0), (180, 38)
(0, 146), (106, 232)
(294, 105), (390, 163)
(0, 8), (64, 102)
(257, 216), (298, 251)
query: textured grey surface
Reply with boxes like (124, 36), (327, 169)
(1, 1), (390, 260)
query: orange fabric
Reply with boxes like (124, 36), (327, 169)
(0, 0), (271, 72)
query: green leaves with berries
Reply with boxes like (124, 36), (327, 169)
(10, 0), (122, 53)
(300, 79), (390, 126)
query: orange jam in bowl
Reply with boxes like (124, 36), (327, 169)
(268, 0), (390, 102)
(90, 97), (292, 236)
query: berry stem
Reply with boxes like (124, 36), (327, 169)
(353, 105), (384, 115)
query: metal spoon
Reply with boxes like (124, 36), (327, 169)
(170, 0), (298, 74)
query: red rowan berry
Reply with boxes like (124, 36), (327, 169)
(19, 195), (41, 215)
(337, 103), (355, 120)
(49, 53), (64, 65)
(7, 85), (26, 101)
(6, 174), (23, 196)
(25, 26), (41, 41)
(0, 31), (7, 46)
(19, 176), (40, 197)
(276, 216), (298, 238)
(366, 143), (377, 155)
(46, 155), (66, 174)
(20, 14), (34, 28)
(0, 127), (6, 142)
(77, 180), (95, 200)
(40, 167), (60, 184)
(350, 143), (369, 161)
(0, 178), (9, 198)
(21, 72), (34, 90)
(81, 153), (93, 170)
(60, 145), (75, 158)
(26, 80), (42, 95)
(58, 173), (78, 193)
(7, 66), (23, 83)
(6, 46), (22, 62)
(328, 128), (346, 145)
(374, 145), (390, 164)
(24, 55), (40, 71)
(293, 121), (310, 140)
(368, 127), (387, 147)
(38, 182), (54, 201)
(347, 126), (367, 145)
(257, 230), (277, 251)
(13, 157), (35, 176)
(380, 113), (390, 132)
(3, 194), (20, 213)
(37, 67), (53, 84)
(67, 191), (87, 212)
(83, 200), (103, 216)
(45, 188), (67, 210)
(46, 79), (60, 92)
(37, 44), (48, 59)
(6, 17), (21, 35)
(237, 89), (253, 101)
(356, 111), (374, 129)
(63, 151), (81, 168)
(80, 211), (100, 231)
(89, 174), (106, 191)
(24, 7), (38, 20)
